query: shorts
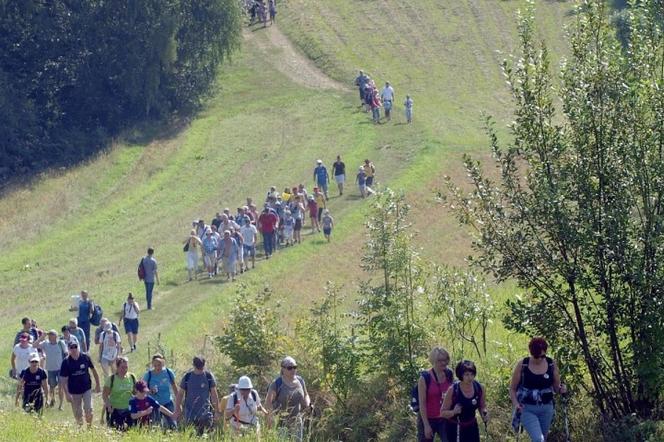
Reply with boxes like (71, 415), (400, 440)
(294, 219), (302, 231)
(124, 318), (139, 334)
(284, 228), (293, 241)
(323, 227), (332, 236)
(243, 244), (256, 257)
(71, 389), (93, 419)
(366, 176), (374, 186)
(335, 174), (345, 184)
(318, 182), (328, 193)
(47, 370), (60, 388)
(384, 100), (393, 111)
(204, 252), (217, 267)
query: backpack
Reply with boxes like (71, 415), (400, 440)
(90, 303), (103, 326)
(232, 390), (258, 405)
(451, 380), (483, 412)
(110, 373), (136, 390)
(146, 368), (175, 388)
(137, 258), (145, 281)
(517, 357), (555, 403)
(58, 340), (68, 360)
(410, 368), (453, 413)
(270, 375), (305, 408)
(182, 370), (215, 393)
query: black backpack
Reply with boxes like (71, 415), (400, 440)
(410, 368), (453, 413)
(90, 303), (103, 326)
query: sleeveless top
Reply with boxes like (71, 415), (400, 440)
(424, 369), (451, 419)
(449, 381), (483, 426)
(520, 357), (554, 404)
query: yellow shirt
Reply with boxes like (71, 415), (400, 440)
(315, 193), (326, 208)
(363, 163), (375, 177)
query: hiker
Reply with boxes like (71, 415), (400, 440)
(404, 95), (414, 123)
(226, 375), (267, 435)
(307, 195), (320, 232)
(363, 159), (376, 188)
(38, 329), (67, 409)
(370, 86), (382, 123)
(202, 229), (219, 278)
(14, 317), (39, 345)
(102, 356), (136, 430)
(174, 356), (220, 436)
(509, 337), (566, 442)
(241, 217), (258, 269)
(332, 155), (346, 196)
(139, 248), (159, 310)
(11, 333), (39, 380)
(61, 325), (79, 349)
(321, 209), (334, 242)
(68, 318), (87, 353)
(99, 321), (122, 377)
(354, 70), (370, 107)
(381, 81), (395, 121)
(130, 380), (176, 427)
(313, 159), (330, 200)
(94, 318), (119, 364)
(356, 166), (368, 198)
(69, 290), (94, 347)
(258, 206), (279, 259)
(184, 229), (203, 281)
(314, 187), (326, 222)
(219, 229), (239, 281)
(119, 293), (140, 352)
(233, 227), (245, 274)
(60, 340), (101, 426)
(16, 355), (48, 414)
(258, 0), (267, 27)
(220, 384), (238, 433)
(282, 210), (295, 246)
(143, 353), (178, 429)
(440, 360), (489, 442)
(196, 219), (209, 239)
(269, 0), (276, 24)
(266, 356), (311, 442)
(364, 81), (375, 113)
(417, 347), (453, 442)
(291, 195), (305, 244)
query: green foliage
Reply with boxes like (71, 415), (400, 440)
(446, 0), (664, 421)
(0, 0), (241, 183)
(215, 285), (283, 378)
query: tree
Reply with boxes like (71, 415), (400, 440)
(445, 0), (664, 421)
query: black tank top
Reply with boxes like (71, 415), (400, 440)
(522, 357), (554, 390)
(451, 381), (482, 423)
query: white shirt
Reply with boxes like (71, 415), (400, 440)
(381, 86), (394, 101)
(226, 389), (261, 425)
(123, 301), (139, 320)
(240, 224), (258, 246)
(13, 344), (39, 373)
(101, 331), (121, 361)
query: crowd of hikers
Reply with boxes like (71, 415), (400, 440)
(243, 0), (277, 27)
(354, 70), (414, 124)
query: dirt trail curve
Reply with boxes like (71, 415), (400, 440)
(244, 25), (348, 91)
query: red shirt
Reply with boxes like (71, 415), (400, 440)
(425, 369), (451, 419)
(258, 212), (278, 233)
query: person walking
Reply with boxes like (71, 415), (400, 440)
(258, 207), (279, 259)
(269, 0), (276, 24)
(16, 355), (48, 414)
(68, 318), (87, 353)
(404, 94), (414, 123)
(99, 322), (122, 377)
(38, 329), (67, 409)
(174, 356), (220, 436)
(184, 229), (203, 281)
(307, 195), (319, 233)
(119, 293), (140, 352)
(202, 229), (219, 278)
(139, 248), (159, 310)
(130, 380), (176, 427)
(265, 356), (311, 442)
(332, 155), (346, 196)
(440, 360), (489, 442)
(356, 166), (368, 198)
(370, 87), (382, 123)
(11, 333), (39, 380)
(70, 290), (94, 347)
(143, 353), (178, 429)
(241, 217), (258, 269)
(14, 317), (39, 345)
(354, 70), (370, 107)
(509, 337), (566, 442)
(219, 229), (239, 281)
(313, 160), (330, 200)
(102, 356), (136, 430)
(314, 187), (326, 223)
(226, 375), (267, 435)
(363, 159), (376, 188)
(417, 347), (453, 442)
(381, 81), (395, 121)
(321, 209), (334, 242)
(60, 341), (101, 426)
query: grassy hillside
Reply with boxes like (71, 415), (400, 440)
(0, 0), (575, 438)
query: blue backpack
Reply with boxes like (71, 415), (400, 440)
(410, 368), (453, 413)
(90, 303), (103, 326)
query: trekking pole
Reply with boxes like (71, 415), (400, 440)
(562, 393), (571, 442)
(456, 416), (460, 442)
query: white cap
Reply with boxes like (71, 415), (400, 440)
(281, 356), (297, 368)
(316, 159), (322, 164)
(237, 375), (253, 389)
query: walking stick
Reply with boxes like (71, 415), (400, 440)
(456, 416), (460, 442)
(562, 394), (571, 442)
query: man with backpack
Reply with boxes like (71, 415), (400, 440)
(174, 356), (220, 436)
(143, 353), (178, 429)
(138, 247), (159, 310)
(413, 347), (453, 442)
(225, 375), (267, 435)
(38, 329), (67, 409)
(69, 290), (96, 347)
(102, 356), (136, 430)
(99, 322), (122, 377)
(265, 356), (311, 442)
(119, 293), (140, 352)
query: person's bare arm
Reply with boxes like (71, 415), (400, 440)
(418, 375), (431, 433)
(509, 361), (523, 410)
(42, 379), (49, 403)
(439, 386), (461, 419)
(91, 366), (101, 393)
(174, 388), (185, 418)
(10, 353), (16, 375)
(210, 387), (221, 420)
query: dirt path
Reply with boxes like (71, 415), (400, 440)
(244, 25), (347, 91)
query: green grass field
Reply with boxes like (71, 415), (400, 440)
(0, 0), (575, 438)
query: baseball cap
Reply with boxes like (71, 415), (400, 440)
(47, 329), (57, 336)
(135, 380), (149, 392)
(29, 355), (40, 363)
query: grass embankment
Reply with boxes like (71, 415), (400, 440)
(0, 0), (574, 438)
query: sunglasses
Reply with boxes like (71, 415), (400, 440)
(69, 345), (78, 349)
(284, 366), (297, 370)
(30, 361), (39, 364)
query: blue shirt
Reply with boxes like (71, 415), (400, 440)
(143, 368), (175, 405)
(203, 236), (218, 254)
(314, 166), (328, 184)
(78, 300), (91, 324)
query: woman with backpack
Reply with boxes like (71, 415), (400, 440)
(265, 356), (311, 442)
(225, 375), (268, 435)
(440, 360), (489, 442)
(143, 353), (178, 429)
(417, 347), (453, 442)
(509, 337), (566, 442)
(119, 293), (139, 353)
